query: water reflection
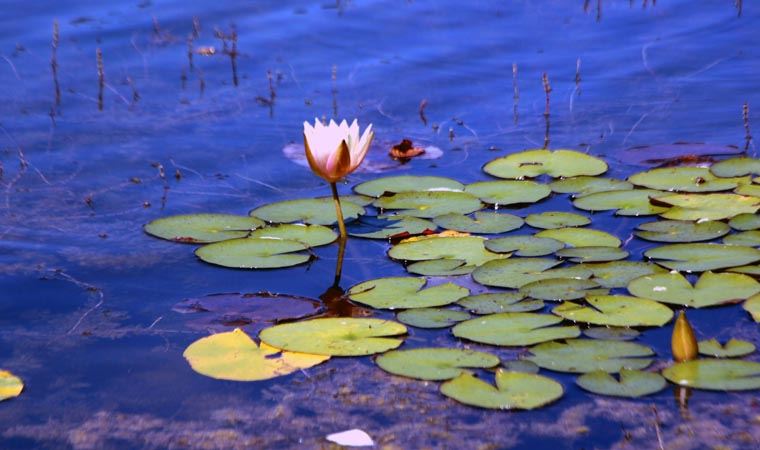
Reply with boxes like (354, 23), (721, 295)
(319, 237), (372, 318)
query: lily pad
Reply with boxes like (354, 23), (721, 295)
(549, 176), (633, 196)
(627, 271), (760, 308)
(519, 278), (603, 301)
(710, 157), (760, 178)
(728, 264), (760, 276)
(0, 370), (23, 401)
(376, 348), (499, 381)
(662, 359), (760, 390)
(698, 338), (756, 358)
(347, 216), (436, 240)
(353, 175), (464, 197)
(406, 259), (474, 276)
(457, 292), (544, 314)
(473, 258), (592, 289)
(144, 214), (265, 243)
(347, 277), (469, 309)
(585, 261), (668, 288)
(183, 328), (329, 381)
(644, 243), (760, 272)
(433, 212), (523, 234)
(485, 236), (564, 257)
(655, 193), (760, 221)
(556, 247), (629, 263)
(373, 191), (482, 218)
(583, 327), (640, 341)
(389, 235), (506, 270)
(196, 238), (310, 269)
(635, 220), (730, 243)
(535, 228), (621, 248)
(248, 224), (337, 247)
(552, 295), (673, 327)
(259, 318), (407, 356)
(483, 149), (607, 179)
(396, 308), (472, 329)
(723, 230), (760, 246)
(573, 189), (669, 216)
(744, 294), (760, 322)
(440, 370), (563, 410)
(503, 360), (541, 374)
(464, 180), (550, 206)
(528, 339), (654, 373)
(251, 198), (365, 225)
(733, 183), (760, 197)
(525, 211), (591, 229)
(729, 213), (760, 231)
(629, 166), (747, 192)
(576, 370), (666, 398)
(452, 312), (580, 346)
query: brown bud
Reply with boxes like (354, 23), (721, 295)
(672, 310), (698, 362)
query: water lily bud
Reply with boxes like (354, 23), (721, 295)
(303, 119), (374, 183)
(671, 310), (698, 362)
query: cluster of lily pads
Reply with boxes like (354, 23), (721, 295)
(146, 149), (760, 410)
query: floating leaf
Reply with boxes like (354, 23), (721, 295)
(433, 212), (523, 234)
(724, 230), (760, 246)
(196, 238), (310, 269)
(259, 318), (407, 356)
(396, 308), (472, 329)
(347, 277), (468, 309)
(519, 278), (603, 301)
(627, 271), (760, 308)
(634, 220), (730, 243)
(406, 259), (473, 276)
(483, 149), (607, 179)
(464, 180), (550, 206)
(373, 191), (482, 218)
(585, 261), (668, 288)
(248, 224), (336, 247)
(576, 370), (666, 398)
(552, 295), (673, 327)
(629, 166), (747, 192)
(353, 175), (463, 197)
(144, 214), (265, 243)
(452, 312), (580, 346)
(440, 370), (563, 410)
(183, 328), (329, 381)
(389, 235), (506, 272)
(535, 228), (621, 248)
(644, 243), (760, 272)
(656, 193), (760, 221)
(556, 247), (629, 263)
(728, 264), (760, 276)
(573, 189), (669, 216)
(734, 183), (760, 197)
(376, 348), (499, 380)
(473, 258), (592, 289)
(525, 211), (591, 229)
(503, 360), (540, 374)
(549, 176), (633, 196)
(729, 213), (760, 231)
(744, 294), (760, 322)
(662, 359), (760, 390)
(0, 370), (23, 401)
(528, 339), (654, 373)
(485, 236), (564, 256)
(347, 216), (436, 239)
(710, 157), (760, 178)
(457, 292), (544, 314)
(698, 338), (756, 358)
(251, 198), (365, 225)
(583, 327), (640, 341)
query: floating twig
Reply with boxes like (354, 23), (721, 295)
(96, 48), (104, 110)
(743, 102), (753, 153)
(331, 64), (338, 118)
(597, 0), (602, 21)
(187, 35), (194, 70)
(542, 72), (551, 149)
(51, 20), (61, 106)
(512, 63), (519, 123)
(419, 99), (428, 126)
(651, 405), (665, 450)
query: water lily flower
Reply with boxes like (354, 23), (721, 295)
(303, 119), (374, 239)
(671, 310), (698, 363)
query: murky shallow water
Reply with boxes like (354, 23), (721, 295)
(1, 0), (759, 448)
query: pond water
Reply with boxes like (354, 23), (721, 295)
(1, 0), (759, 448)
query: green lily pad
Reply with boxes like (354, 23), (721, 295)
(195, 238), (310, 269)
(556, 247), (629, 263)
(710, 157), (760, 178)
(724, 230), (760, 246)
(396, 308), (472, 329)
(629, 166), (747, 192)
(248, 224), (336, 247)
(583, 327), (640, 341)
(440, 370), (563, 410)
(347, 277), (469, 309)
(698, 338), (756, 358)
(389, 235), (506, 270)
(144, 214), (265, 243)
(353, 175), (464, 197)
(627, 271), (760, 308)
(662, 359), (760, 390)
(259, 318), (407, 356)
(585, 261), (668, 288)
(734, 183), (760, 197)
(573, 189), (669, 216)
(644, 243), (760, 272)
(483, 149), (607, 179)
(464, 180), (550, 206)
(728, 264), (760, 276)
(319, 194), (375, 207)
(473, 258), (592, 289)
(655, 193), (760, 221)
(519, 278), (603, 301)
(729, 213), (760, 231)
(576, 369), (666, 398)
(528, 339), (654, 373)
(406, 259), (474, 276)
(457, 292), (544, 314)
(452, 312), (580, 346)
(503, 360), (541, 374)
(485, 236), (564, 257)
(347, 216), (436, 239)
(549, 176), (633, 196)
(535, 228), (621, 247)
(744, 294), (760, 322)
(376, 348), (499, 381)
(251, 198), (365, 225)
(525, 211), (591, 229)
(0, 370), (23, 401)
(373, 191), (482, 218)
(433, 212), (524, 234)
(552, 295), (673, 327)
(635, 220), (730, 243)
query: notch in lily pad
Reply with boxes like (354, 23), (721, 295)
(348, 277), (469, 310)
(662, 359), (760, 390)
(452, 312), (580, 346)
(627, 271), (760, 308)
(376, 348), (499, 381)
(576, 369), (666, 398)
(440, 370), (564, 410)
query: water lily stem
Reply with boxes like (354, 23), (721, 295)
(330, 182), (347, 240)
(333, 235), (346, 287)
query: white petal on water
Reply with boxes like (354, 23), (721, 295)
(326, 429), (375, 447)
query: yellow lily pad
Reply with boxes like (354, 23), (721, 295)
(0, 370), (23, 401)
